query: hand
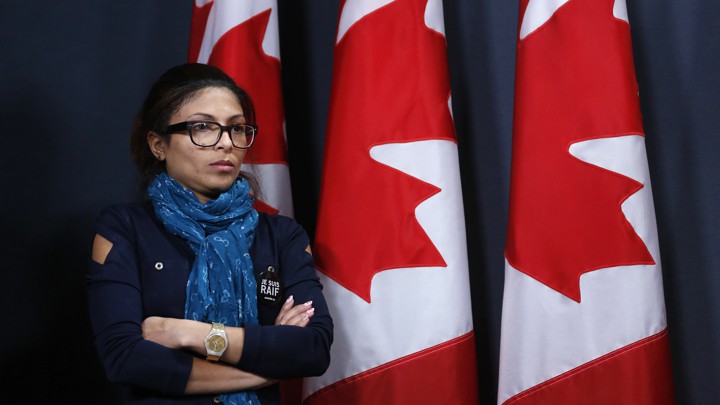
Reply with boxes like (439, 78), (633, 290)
(275, 295), (314, 327)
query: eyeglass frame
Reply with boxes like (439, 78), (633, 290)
(163, 120), (258, 149)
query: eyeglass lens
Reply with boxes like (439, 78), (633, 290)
(189, 122), (255, 148)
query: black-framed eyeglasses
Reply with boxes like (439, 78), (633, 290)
(164, 120), (257, 149)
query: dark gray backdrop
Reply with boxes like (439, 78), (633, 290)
(1, 1), (717, 403)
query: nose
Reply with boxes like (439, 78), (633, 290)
(215, 128), (234, 150)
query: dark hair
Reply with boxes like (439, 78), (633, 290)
(130, 63), (258, 193)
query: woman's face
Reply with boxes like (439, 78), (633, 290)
(148, 86), (248, 204)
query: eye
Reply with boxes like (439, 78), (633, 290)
(191, 122), (214, 132)
(231, 124), (248, 135)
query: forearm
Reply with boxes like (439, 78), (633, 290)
(93, 331), (195, 394)
(143, 317), (246, 364)
(237, 277), (333, 378)
(184, 357), (275, 394)
(142, 313), (329, 379)
(239, 317), (332, 378)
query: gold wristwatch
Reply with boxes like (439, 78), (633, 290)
(204, 322), (228, 361)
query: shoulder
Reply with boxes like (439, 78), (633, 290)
(95, 202), (157, 240)
(99, 201), (150, 219)
(256, 213), (309, 243)
(253, 213), (311, 256)
(257, 212), (303, 232)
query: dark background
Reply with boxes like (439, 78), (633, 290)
(1, 1), (718, 403)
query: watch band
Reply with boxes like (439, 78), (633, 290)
(205, 322), (227, 361)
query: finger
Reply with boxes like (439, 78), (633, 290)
(296, 314), (310, 328)
(275, 296), (294, 325)
(282, 300), (312, 320)
(299, 307), (315, 327)
(288, 301), (313, 321)
(277, 300), (314, 325)
(280, 308), (308, 326)
(282, 295), (294, 309)
(285, 307), (315, 327)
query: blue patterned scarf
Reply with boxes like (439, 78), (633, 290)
(148, 173), (261, 405)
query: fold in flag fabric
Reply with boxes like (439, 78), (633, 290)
(190, 0), (293, 217)
(307, 0), (478, 403)
(498, 0), (674, 403)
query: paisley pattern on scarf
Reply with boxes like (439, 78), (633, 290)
(148, 173), (261, 405)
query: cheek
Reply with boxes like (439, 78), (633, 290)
(236, 149), (248, 164)
(165, 149), (202, 176)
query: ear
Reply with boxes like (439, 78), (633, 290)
(147, 131), (168, 161)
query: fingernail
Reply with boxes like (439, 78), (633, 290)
(286, 295), (294, 303)
(303, 315), (309, 320)
(306, 308), (315, 314)
(304, 300), (313, 306)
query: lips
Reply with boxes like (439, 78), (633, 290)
(210, 160), (235, 172)
(210, 160), (234, 168)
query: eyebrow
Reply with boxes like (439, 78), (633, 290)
(185, 112), (245, 122)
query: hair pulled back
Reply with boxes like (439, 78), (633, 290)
(130, 63), (257, 192)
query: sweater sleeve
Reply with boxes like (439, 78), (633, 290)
(86, 206), (193, 395)
(239, 216), (333, 379)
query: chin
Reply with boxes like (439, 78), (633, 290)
(213, 180), (238, 193)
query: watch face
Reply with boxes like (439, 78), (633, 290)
(207, 334), (227, 352)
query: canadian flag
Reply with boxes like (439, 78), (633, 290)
(498, 0), (674, 403)
(189, 0), (293, 216)
(306, 0), (478, 403)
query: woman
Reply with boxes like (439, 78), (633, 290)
(86, 63), (332, 404)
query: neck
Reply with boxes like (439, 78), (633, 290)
(193, 192), (211, 205)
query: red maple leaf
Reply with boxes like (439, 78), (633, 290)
(314, 0), (453, 302)
(189, 6), (287, 214)
(505, 0), (655, 302)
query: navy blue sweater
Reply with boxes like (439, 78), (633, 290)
(86, 202), (332, 404)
